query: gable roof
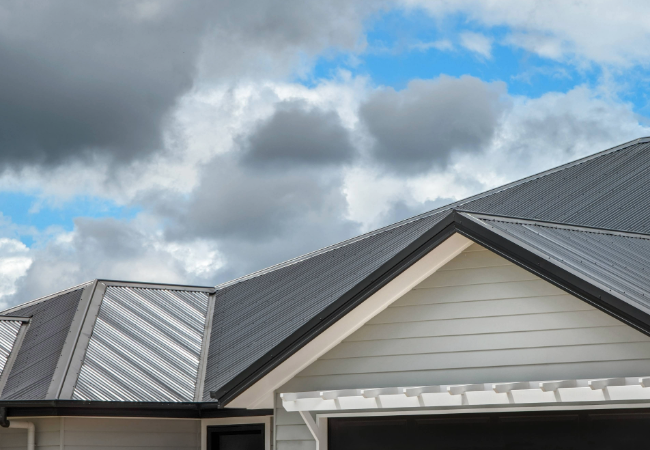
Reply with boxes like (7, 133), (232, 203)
(2, 137), (650, 414)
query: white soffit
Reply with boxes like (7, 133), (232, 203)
(228, 233), (473, 409)
(281, 377), (650, 412)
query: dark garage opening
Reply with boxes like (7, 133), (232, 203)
(207, 423), (265, 450)
(329, 409), (650, 450)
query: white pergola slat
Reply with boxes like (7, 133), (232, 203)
(281, 376), (650, 412)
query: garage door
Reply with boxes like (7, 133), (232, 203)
(329, 409), (650, 450)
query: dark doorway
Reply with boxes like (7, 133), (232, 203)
(329, 409), (650, 450)
(207, 423), (265, 450)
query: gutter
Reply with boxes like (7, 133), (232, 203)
(1, 407), (35, 450)
(0, 401), (272, 419)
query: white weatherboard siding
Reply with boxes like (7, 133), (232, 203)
(0, 417), (199, 450)
(0, 418), (58, 450)
(275, 243), (650, 450)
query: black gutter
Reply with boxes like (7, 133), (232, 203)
(0, 400), (271, 419)
(213, 210), (650, 407)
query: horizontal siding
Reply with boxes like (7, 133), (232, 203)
(275, 394), (316, 450)
(282, 243), (650, 396)
(0, 417), (199, 450)
(63, 418), (199, 449)
(0, 418), (58, 450)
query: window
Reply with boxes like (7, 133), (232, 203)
(207, 424), (265, 450)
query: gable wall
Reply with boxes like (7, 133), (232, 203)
(275, 243), (650, 450)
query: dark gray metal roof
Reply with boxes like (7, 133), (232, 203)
(465, 214), (650, 317)
(0, 288), (85, 400)
(3, 137), (650, 405)
(460, 139), (650, 233)
(203, 209), (450, 400)
(204, 137), (650, 399)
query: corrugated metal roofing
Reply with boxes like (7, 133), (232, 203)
(203, 209), (450, 400)
(460, 140), (650, 232)
(0, 320), (21, 379)
(204, 138), (650, 398)
(73, 286), (209, 402)
(469, 215), (650, 315)
(0, 288), (84, 400)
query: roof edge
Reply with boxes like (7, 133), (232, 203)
(459, 211), (650, 240)
(0, 280), (95, 316)
(215, 137), (650, 291)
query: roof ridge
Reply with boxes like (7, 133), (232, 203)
(464, 212), (650, 241)
(214, 137), (650, 290)
(0, 280), (95, 316)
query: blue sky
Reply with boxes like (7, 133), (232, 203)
(2, 1), (650, 306)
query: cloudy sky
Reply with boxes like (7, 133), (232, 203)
(1, 0), (650, 308)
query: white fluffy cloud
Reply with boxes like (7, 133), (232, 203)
(404, 0), (650, 66)
(0, 238), (32, 309)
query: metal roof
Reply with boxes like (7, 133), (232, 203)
(2, 137), (650, 405)
(0, 288), (85, 400)
(73, 286), (210, 402)
(0, 320), (21, 380)
(465, 214), (650, 317)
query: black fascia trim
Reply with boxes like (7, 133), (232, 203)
(212, 211), (459, 406)
(455, 214), (650, 337)
(0, 400), (272, 419)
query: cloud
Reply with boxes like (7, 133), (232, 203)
(0, 1), (207, 168)
(0, 0), (381, 170)
(459, 32), (492, 58)
(404, 0), (650, 66)
(0, 239), (32, 309)
(240, 101), (356, 168)
(7, 216), (223, 305)
(359, 75), (507, 174)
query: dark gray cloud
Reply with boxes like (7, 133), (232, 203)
(360, 75), (507, 174)
(0, 1), (210, 167)
(240, 101), (355, 168)
(164, 155), (357, 242)
(0, 0), (380, 169)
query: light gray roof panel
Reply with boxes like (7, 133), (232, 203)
(470, 215), (650, 314)
(0, 320), (21, 380)
(73, 286), (209, 402)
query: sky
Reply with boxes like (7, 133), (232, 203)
(1, 0), (650, 308)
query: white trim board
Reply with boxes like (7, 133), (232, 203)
(281, 376), (650, 412)
(228, 233), (473, 409)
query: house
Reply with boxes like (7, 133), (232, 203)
(2, 137), (650, 449)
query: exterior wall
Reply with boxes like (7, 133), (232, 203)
(274, 396), (315, 450)
(0, 418), (59, 450)
(275, 243), (650, 449)
(0, 417), (199, 450)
